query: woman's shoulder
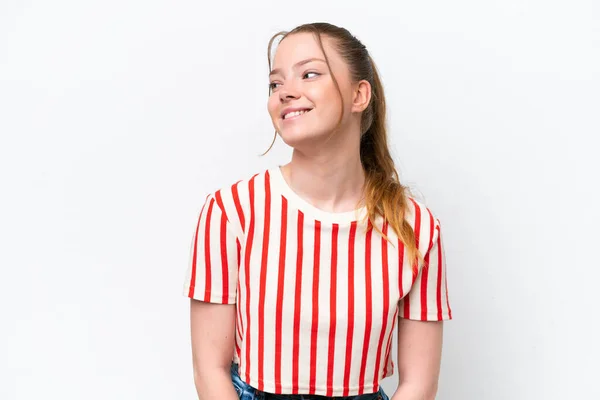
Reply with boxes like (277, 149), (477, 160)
(206, 167), (268, 205)
(199, 167), (270, 233)
(404, 195), (443, 252)
(405, 196), (441, 224)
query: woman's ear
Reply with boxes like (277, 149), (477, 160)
(351, 80), (372, 113)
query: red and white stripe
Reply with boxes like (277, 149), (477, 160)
(183, 166), (452, 396)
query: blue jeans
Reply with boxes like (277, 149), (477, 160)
(230, 363), (390, 400)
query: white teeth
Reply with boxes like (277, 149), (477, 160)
(283, 109), (310, 119)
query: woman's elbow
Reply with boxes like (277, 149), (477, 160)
(394, 381), (438, 400)
(424, 381), (439, 400)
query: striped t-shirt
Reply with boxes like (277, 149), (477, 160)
(183, 165), (452, 397)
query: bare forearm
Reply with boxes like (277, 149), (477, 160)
(394, 319), (443, 400)
(190, 300), (237, 399)
(194, 367), (238, 400)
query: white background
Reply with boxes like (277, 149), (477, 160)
(1, 0), (599, 399)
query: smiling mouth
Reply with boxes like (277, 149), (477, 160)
(282, 109), (313, 120)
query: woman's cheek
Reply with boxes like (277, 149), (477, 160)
(267, 99), (279, 122)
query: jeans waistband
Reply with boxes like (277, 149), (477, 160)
(230, 363), (386, 400)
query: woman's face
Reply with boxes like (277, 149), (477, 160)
(267, 32), (354, 147)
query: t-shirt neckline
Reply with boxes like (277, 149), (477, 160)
(268, 165), (368, 225)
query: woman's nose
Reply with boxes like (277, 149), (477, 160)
(279, 82), (300, 101)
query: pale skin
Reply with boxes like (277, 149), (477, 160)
(190, 32), (444, 400)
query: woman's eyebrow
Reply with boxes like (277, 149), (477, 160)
(269, 57), (326, 77)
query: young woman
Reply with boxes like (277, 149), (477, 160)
(183, 22), (452, 400)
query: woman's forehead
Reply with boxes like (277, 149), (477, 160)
(273, 33), (334, 66)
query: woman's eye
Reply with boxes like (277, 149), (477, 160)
(269, 72), (319, 91)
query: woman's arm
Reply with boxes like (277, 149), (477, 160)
(391, 317), (444, 400)
(190, 299), (238, 400)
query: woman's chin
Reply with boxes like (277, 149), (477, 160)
(278, 129), (327, 147)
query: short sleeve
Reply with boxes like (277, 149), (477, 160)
(182, 193), (240, 304)
(398, 219), (452, 321)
